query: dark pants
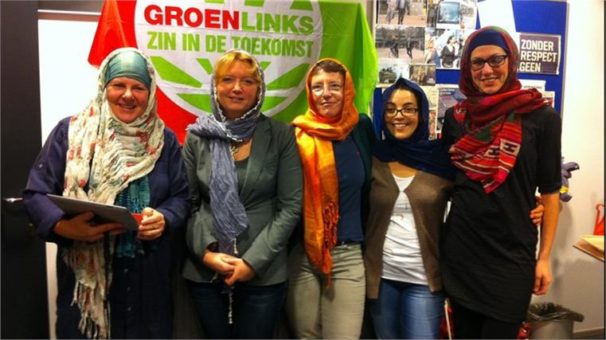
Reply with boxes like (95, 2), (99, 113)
(188, 280), (287, 339)
(451, 301), (521, 339)
(397, 8), (406, 24)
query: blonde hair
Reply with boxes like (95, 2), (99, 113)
(214, 50), (261, 83)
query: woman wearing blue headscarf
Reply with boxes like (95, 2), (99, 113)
(181, 50), (302, 339)
(23, 48), (191, 339)
(364, 77), (455, 339)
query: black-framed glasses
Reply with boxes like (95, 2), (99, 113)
(384, 106), (419, 117)
(470, 54), (508, 71)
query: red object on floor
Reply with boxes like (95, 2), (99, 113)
(594, 204), (604, 235)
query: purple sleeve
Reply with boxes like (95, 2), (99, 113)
(22, 118), (72, 245)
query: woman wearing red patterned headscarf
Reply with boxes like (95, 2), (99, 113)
(440, 26), (562, 339)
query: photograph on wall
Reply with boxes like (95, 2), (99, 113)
(435, 0), (460, 29)
(542, 91), (555, 107)
(437, 84), (466, 133)
(410, 63), (436, 86)
(423, 30), (440, 64)
(459, 0), (478, 30)
(375, 25), (426, 64)
(520, 79), (546, 92)
(428, 28), (473, 69)
(376, 0), (429, 27)
(434, 0), (478, 30)
(378, 58), (409, 85)
(421, 85), (439, 139)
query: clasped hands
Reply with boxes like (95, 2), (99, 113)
(203, 250), (255, 287)
(53, 207), (165, 242)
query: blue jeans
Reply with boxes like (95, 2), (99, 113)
(369, 279), (444, 339)
(187, 280), (286, 339)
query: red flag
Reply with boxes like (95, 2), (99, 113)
(88, 0), (137, 67)
(88, 0), (196, 143)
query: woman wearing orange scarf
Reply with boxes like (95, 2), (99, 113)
(286, 59), (375, 339)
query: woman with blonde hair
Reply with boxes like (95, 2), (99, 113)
(182, 50), (302, 339)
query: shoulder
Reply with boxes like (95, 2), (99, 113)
(523, 105), (561, 129)
(261, 114), (293, 133)
(357, 113), (372, 128)
(58, 116), (73, 128)
(258, 115), (295, 143)
(50, 117), (74, 142)
(353, 114), (375, 137)
(162, 126), (179, 145)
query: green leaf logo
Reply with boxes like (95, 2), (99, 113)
(134, 0), (322, 117)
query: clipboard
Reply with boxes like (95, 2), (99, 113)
(48, 194), (139, 231)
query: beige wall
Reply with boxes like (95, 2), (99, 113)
(530, 0), (604, 334)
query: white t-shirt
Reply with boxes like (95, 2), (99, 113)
(381, 174), (427, 285)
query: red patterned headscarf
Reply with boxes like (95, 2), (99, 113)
(451, 26), (550, 193)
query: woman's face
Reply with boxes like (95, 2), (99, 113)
(106, 77), (149, 123)
(384, 89), (419, 140)
(310, 70), (344, 118)
(470, 45), (509, 95)
(216, 60), (260, 120)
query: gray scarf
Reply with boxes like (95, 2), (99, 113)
(187, 54), (265, 254)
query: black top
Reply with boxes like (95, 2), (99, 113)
(440, 106), (561, 323)
(334, 135), (365, 243)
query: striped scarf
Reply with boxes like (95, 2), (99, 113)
(451, 27), (549, 193)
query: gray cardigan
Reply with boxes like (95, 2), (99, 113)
(364, 157), (453, 298)
(182, 115), (303, 286)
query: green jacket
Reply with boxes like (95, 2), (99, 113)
(182, 115), (303, 285)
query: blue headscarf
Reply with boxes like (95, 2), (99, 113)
(373, 77), (455, 180)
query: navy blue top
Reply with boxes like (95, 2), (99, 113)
(333, 135), (365, 243)
(23, 117), (191, 338)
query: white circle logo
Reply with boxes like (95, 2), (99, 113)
(134, 0), (323, 117)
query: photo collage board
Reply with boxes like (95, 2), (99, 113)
(373, 0), (565, 140)
(374, 0), (478, 139)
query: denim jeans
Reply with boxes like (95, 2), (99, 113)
(187, 280), (286, 339)
(368, 278), (444, 339)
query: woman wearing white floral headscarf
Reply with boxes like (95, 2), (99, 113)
(23, 48), (190, 339)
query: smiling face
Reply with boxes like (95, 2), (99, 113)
(310, 70), (344, 118)
(216, 60), (260, 120)
(470, 45), (509, 95)
(384, 89), (419, 140)
(106, 77), (150, 123)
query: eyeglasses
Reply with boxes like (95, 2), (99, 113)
(384, 106), (418, 117)
(311, 83), (343, 95)
(470, 54), (508, 71)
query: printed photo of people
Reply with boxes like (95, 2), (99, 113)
(426, 28), (473, 69)
(375, 25), (426, 64)
(421, 85), (439, 139)
(437, 84), (466, 133)
(409, 63), (436, 86)
(376, 0), (429, 27)
(378, 58), (409, 85)
(432, 0), (477, 30)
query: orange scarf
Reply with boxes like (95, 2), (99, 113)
(292, 58), (359, 280)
